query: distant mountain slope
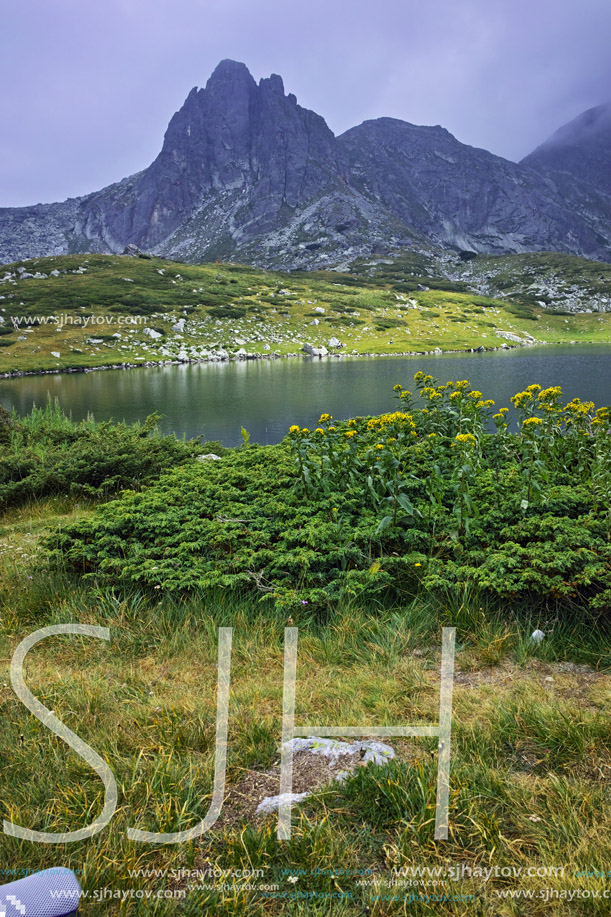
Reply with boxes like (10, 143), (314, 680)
(338, 117), (608, 258)
(520, 103), (611, 256)
(522, 103), (611, 195)
(1, 61), (610, 268)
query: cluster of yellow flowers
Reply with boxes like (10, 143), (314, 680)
(422, 386), (444, 401)
(537, 386), (562, 404)
(454, 433), (478, 445)
(592, 407), (611, 427)
(511, 384), (543, 409)
(413, 372), (435, 385)
(522, 417), (543, 428)
(367, 411), (415, 431)
(288, 377), (609, 447)
(565, 398), (595, 416)
(511, 391), (531, 409)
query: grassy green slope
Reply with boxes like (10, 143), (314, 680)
(1, 251), (611, 374)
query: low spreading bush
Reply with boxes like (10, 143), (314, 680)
(0, 401), (200, 509)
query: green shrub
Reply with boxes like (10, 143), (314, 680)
(0, 402), (200, 510)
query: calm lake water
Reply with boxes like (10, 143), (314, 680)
(1, 345), (611, 446)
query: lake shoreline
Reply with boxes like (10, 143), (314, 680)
(0, 340), (540, 380)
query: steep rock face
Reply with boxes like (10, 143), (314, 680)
(0, 62), (610, 268)
(338, 117), (609, 258)
(66, 60), (347, 257)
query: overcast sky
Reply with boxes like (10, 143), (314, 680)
(1, 0), (610, 207)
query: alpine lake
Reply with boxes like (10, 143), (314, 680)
(1, 344), (611, 446)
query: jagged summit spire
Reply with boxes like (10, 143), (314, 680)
(259, 73), (284, 95)
(205, 59), (256, 92)
(209, 58), (252, 76)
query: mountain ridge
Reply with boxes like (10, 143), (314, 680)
(1, 60), (610, 269)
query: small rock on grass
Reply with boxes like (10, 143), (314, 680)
(256, 792), (310, 815)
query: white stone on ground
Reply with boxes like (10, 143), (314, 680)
(285, 736), (395, 766)
(256, 792), (310, 815)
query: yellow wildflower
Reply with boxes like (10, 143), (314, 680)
(455, 433), (477, 445)
(319, 413), (333, 423)
(289, 425), (300, 434)
(538, 386), (562, 403)
(511, 391), (531, 409)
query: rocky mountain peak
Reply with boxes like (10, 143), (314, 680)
(1, 62), (611, 269)
(206, 58), (256, 88)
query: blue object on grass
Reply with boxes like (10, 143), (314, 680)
(0, 868), (81, 916)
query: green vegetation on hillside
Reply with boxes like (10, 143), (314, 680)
(353, 248), (611, 312)
(1, 251), (611, 374)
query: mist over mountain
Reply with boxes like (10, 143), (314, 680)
(1, 60), (610, 269)
(522, 103), (611, 193)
